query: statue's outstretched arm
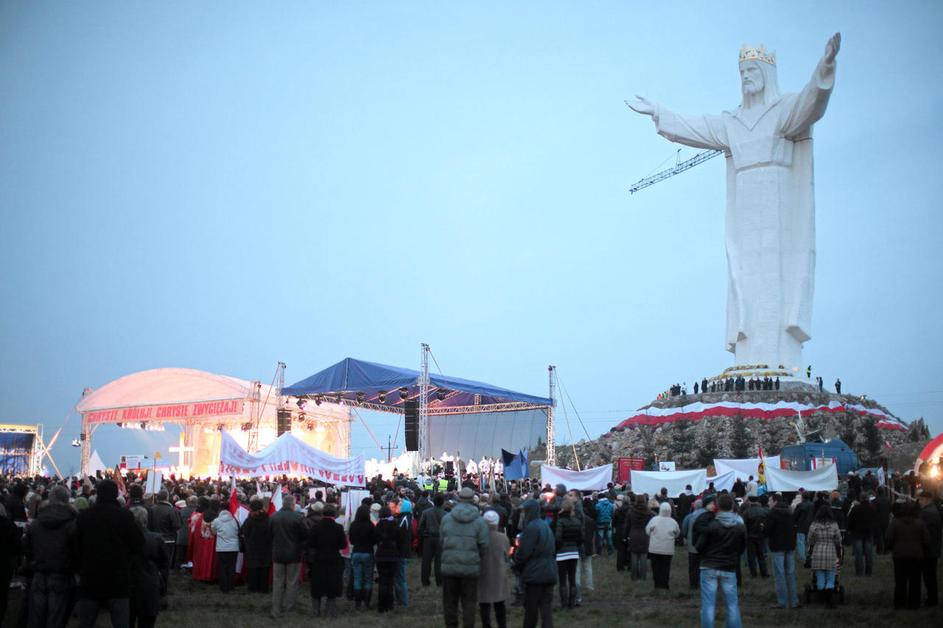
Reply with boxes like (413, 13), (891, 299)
(783, 32), (840, 138)
(627, 96), (727, 151)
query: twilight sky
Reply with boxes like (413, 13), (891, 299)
(1, 2), (941, 474)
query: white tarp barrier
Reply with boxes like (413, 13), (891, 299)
(713, 456), (781, 479)
(705, 470), (737, 493)
(630, 469), (707, 497)
(540, 464), (612, 492)
(219, 430), (365, 486)
(765, 464), (838, 493)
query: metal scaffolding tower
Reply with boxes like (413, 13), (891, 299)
(546, 365), (556, 466)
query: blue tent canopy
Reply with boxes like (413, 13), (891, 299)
(283, 357), (552, 411)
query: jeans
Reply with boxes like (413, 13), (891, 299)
(630, 552), (647, 580)
(851, 536), (873, 576)
(814, 569), (836, 590)
(746, 537), (768, 577)
(595, 525), (613, 555)
(29, 572), (75, 628)
(442, 575), (477, 628)
(78, 597), (130, 628)
(271, 561), (301, 617)
(580, 555), (593, 591)
(699, 569), (741, 628)
(395, 558), (409, 606)
(421, 536), (442, 586)
(351, 552), (375, 591)
(523, 583), (554, 628)
(770, 551), (798, 608)
(796, 533), (807, 563)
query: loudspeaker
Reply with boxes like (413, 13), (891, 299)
(276, 408), (292, 436)
(404, 400), (419, 451)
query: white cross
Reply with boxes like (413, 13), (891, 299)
(169, 432), (194, 468)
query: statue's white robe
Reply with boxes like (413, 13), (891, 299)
(652, 60), (835, 369)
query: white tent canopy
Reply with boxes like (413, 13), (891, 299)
(87, 449), (107, 475)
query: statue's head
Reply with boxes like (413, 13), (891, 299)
(738, 45), (780, 107)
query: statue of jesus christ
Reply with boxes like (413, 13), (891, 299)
(628, 33), (841, 372)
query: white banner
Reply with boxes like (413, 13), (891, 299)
(765, 465), (838, 493)
(219, 430), (365, 486)
(540, 464), (612, 491)
(713, 457), (781, 479)
(630, 469), (707, 497)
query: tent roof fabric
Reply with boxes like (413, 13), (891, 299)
(283, 357), (552, 409)
(77, 368), (267, 413)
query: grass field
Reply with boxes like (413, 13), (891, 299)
(8, 548), (942, 626)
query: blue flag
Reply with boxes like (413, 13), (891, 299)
(501, 448), (529, 480)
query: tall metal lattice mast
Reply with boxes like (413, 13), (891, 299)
(419, 343), (430, 462)
(546, 365), (556, 466)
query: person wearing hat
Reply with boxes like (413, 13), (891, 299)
(440, 486), (490, 628)
(478, 510), (510, 628)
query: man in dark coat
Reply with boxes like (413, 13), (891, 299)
(24, 484), (78, 628)
(270, 494), (307, 618)
(847, 493), (876, 576)
(240, 497), (272, 593)
(765, 493), (798, 609)
(742, 496), (769, 578)
(873, 488), (892, 554)
(76, 479), (146, 628)
(917, 490), (941, 607)
(306, 503), (348, 618)
(419, 494), (446, 587)
(147, 489), (179, 595)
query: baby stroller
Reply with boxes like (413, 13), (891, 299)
(803, 561), (846, 606)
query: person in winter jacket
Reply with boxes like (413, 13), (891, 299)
(394, 499), (416, 607)
(695, 494), (746, 628)
(514, 499), (556, 628)
(76, 479), (146, 627)
(269, 494), (307, 618)
(846, 493), (876, 576)
(593, 493), (614, 556)
(240, 497), (272, 593)
(764, 492), (799, 609)
(554, 498), (582, 610)
(886, 500), (930, 610)
(793, 491), (815, 560)
(627, 494), (653, 581)
(23, 484), (78, 628)
(741, 496), (769, 578)
(129, 506), (167, 628)
(681, 498), (705, 590)
(374, 506), (406, 613)
(478, 510), (510, 628)
(645, 501), (680, 589)
(306, 503), (348, 618)
(807, 504), (843, 609)
(613, 495), (630, 572)
(419, 494), (446, 587)
(440, 486), (489, 628)
(210, 505), (240, 593)
(916, 490), (941, 606)
(348, 504), (378, 609)
(580, 497), (596, 593)
(148, 489), (180, 595)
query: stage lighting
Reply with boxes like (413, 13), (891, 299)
(315, 395), (323, 406)
(71, 439), (81, 447)
(356, 392), (365, 404)
(436, 389), (448, 401)
(297, 399), (307, 410)
(297, 412), (306, 422)
(335, 393), (343, 404)
(378, 391), (387, 403)
(399, 387), (409, 400)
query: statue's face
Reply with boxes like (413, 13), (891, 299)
(739, 61), (765, 95)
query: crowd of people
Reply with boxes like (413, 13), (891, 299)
(0, 468), (940, 628)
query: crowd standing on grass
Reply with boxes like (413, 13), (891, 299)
(0, 466), (941, 628)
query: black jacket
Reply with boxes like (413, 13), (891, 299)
(764, 503), (796, 552)
(130, 531), (166, 617)
(627, 505), (653, 554)
(846, 501), (877, 539)
(24, 502), (79, 575)
(918, 503), (942, 559)
(695, 511), (746, 572)
(554, 514), (583, 555)
(76, 499), (146, 600)
(375, 518), (406, 562)
(240, 511), (273, 569)
(742, 503), (769, 539)
(793, 500), (815, 534)
(305, 517), (347, 564)
(348, 519), (378, 554)
(514, 500), (557, 585)
(419, 506), (446, 538)
(270, 508), (307, 564)
(886, 515), (930, 560)
(148, 501), (180, 542)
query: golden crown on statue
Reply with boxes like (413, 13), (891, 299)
(739, 44), (776, 66)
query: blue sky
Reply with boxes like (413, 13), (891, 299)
(2, 2), (941, 473)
